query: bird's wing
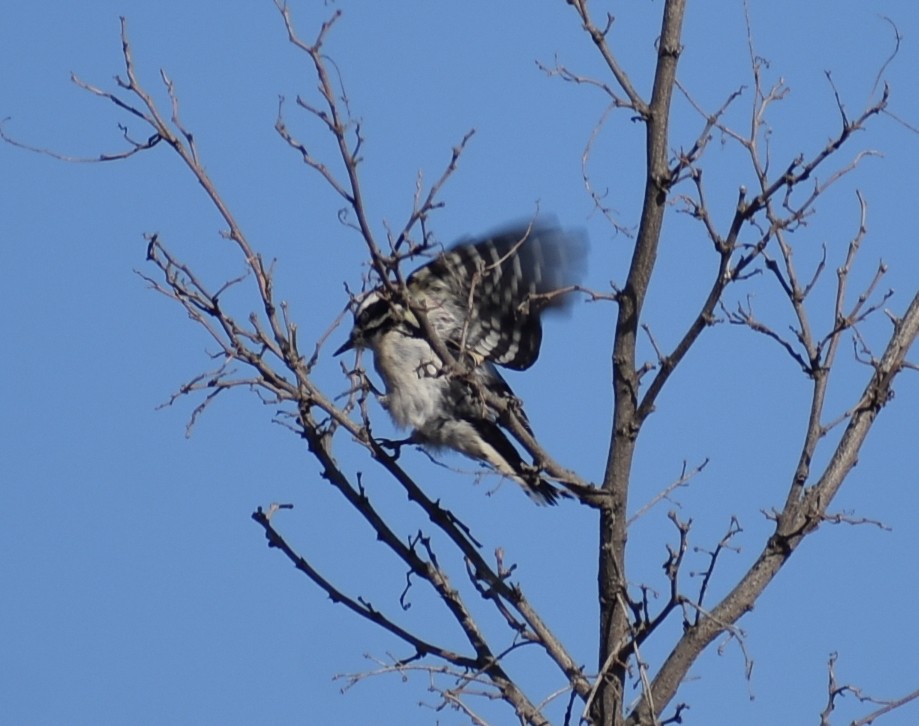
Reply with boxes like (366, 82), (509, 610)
(407, 222), (586, 370)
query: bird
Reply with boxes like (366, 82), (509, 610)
(335, 221), (586, 504)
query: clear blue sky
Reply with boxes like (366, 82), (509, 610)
(3, 2), (919, 724)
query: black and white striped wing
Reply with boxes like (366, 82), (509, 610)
(408, 223), (586, 370)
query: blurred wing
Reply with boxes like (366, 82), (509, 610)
(408, 222), (587, 370)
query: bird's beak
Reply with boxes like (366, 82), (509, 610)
(333, 335), (355, 356)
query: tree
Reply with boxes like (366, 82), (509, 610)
(4, 1), (919, 725)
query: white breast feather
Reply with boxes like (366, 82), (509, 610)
(372, 332), (445, 431)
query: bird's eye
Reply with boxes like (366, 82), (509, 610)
(358, 299), (390, 325)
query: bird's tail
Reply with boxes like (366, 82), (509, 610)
(467, 418), (566, 505)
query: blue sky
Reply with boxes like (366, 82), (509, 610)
(3, 1), (919, 724)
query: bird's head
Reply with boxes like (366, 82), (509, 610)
(334, 290), (415, 356)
